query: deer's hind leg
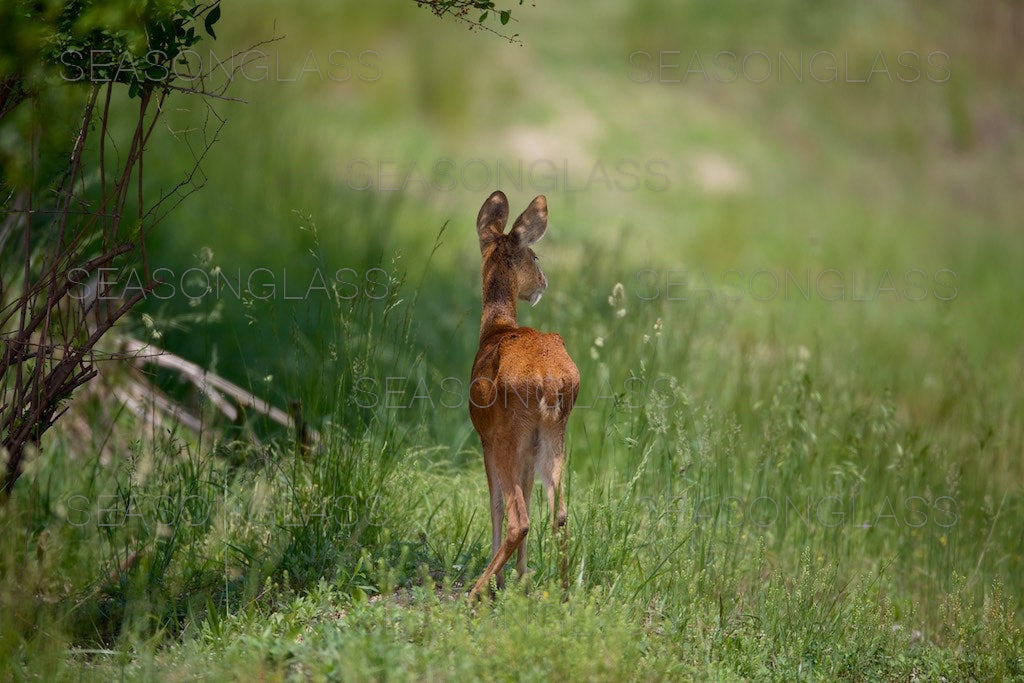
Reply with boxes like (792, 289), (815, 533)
(469, 435), (532, 603)
(484, 447), (506, 591)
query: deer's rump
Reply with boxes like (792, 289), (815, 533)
(469, 328), (580, 425)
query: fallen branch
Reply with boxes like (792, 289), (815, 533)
(118, 336), (319, 444)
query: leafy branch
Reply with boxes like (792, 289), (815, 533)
(412, 0), (530, 43)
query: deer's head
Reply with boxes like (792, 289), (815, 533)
(476, 191), (549, 306)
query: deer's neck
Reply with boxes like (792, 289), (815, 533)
(479, 259), (518, 339)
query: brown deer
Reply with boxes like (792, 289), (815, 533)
(467, 191), (580, 603)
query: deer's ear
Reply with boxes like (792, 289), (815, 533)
(477, 190), (509, 250)
(511, 195), (547, 247)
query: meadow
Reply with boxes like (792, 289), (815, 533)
(1, 1), (1022, 679)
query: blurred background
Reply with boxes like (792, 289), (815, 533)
(136, 0), (1022, 449)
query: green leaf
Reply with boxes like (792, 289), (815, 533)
(204, 3), (221, 39)
(479, 11), (488, 23)
(500, 10), (510, 25)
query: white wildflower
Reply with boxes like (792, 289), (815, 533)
(608, 282), (627, 318)
(608, 282), (625, 307)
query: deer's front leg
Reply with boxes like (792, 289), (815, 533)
(539, 424), (570, 594)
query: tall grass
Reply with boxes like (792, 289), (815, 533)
(3, 242), (1021, 678)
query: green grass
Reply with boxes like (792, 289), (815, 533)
(2, 0), (1023, 679)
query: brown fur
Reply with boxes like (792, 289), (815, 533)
(467, 191), (580, 603)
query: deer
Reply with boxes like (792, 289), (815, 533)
(467, 190), (580, 603)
